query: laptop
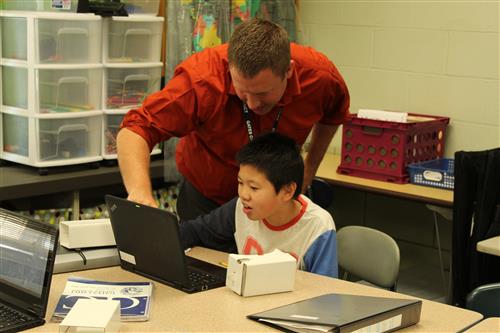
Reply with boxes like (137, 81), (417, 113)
(0, 208), (59, 333)
(105, 195), (227, 294)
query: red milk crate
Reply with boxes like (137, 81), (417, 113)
(337, 113), (450, 183)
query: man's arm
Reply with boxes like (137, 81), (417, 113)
(303, 123), (338, 193)
(117, 128), (157, 207)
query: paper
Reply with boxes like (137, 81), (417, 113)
(258, 319), (334, 333)
(52, 277), (153, 322)
(358, 109), (408, 123)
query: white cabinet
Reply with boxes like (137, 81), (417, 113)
(0, 11), (103, 169)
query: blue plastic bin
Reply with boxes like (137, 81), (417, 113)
(407, 158), (454, 190)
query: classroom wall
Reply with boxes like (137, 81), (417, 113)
(299, 0), (500, 156)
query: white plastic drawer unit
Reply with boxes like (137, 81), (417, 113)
(37, 15), (102, 64)
(37, 66), (102, 113)
(2, 113), (29, 157)
(37, 113), (102, 163)
(2, 65), (28, 110)
(105, 16), (163, 63)
(1, 17), (28, 61)
(104, 64), (161, 109)
(2, 0), (79, 12)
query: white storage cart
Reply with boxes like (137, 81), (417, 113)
(0, 11), (103, 173)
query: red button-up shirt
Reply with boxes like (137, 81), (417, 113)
(122, 43), (350, 204)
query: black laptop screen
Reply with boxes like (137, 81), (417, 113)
(0, 210), (56, 298)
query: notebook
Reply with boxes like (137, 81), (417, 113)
(248, 293), (422, 333)
(0, 208), (59, 333)
(105, 195), (227, 294)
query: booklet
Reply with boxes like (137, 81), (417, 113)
(52, 276), (153, 322)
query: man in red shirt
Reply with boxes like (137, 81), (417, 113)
(117, 19), (350, 221)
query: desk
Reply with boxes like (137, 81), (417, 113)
(477, 236), (500, 257)
(315, 154), (453, 207)
(30, 247), (481, 332)
(464, 317), (500, 332)
(0, 159), (164, 219)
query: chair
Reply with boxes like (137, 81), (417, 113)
(307, 178), (334, 209)
(466, 282), (500, 318)
(337, 225), (400, 291)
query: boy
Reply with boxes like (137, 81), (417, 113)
(179, 132), (338, 278)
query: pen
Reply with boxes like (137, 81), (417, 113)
(219, 261), (228, 268)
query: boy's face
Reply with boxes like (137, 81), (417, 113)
(237, 164), (290, 221)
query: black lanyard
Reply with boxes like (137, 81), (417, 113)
(242, 103), (283, 141)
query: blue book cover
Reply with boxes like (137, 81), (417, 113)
(52, 277), (153, 322)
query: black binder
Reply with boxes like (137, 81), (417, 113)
(248, 293), (422, 333)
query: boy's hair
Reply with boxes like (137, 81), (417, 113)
(228, 18), (290, 79)
(236, 132), (303, 198)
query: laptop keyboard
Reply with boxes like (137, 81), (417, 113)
(187, 270), (219, 288)
(0, 303), (32, 330)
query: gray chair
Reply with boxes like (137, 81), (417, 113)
(337, 225), (400, 291)
(466, 282), (500, 318)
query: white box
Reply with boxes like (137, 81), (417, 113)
(226, 249), (296, 297)
(60, 219), (116, 249)
(59, 299), (120, 333)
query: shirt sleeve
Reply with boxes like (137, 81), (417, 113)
(320, 68), (350, 126)
(303, 230), (338, 278)
(179, 197), (237, 253)
(120, 68), (200, 151)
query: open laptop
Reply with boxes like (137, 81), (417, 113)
(0, 209), (58, 333)
(105, 195), (227, 294)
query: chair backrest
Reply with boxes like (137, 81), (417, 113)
(337, 225), (400, 290)
(308, 178), (334, 209)
(466, 282), (500, 318)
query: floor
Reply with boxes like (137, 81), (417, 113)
(396, 242), (450, 303)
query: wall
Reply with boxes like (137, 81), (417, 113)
(299, 0), (499, 156)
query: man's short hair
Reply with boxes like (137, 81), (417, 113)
(228, 18), (291, 79)
(236, 132), (303, 198)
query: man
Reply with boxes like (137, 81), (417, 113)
(117, 18), (350, 221)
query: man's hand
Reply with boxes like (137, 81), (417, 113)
(127, 188), (158, 208)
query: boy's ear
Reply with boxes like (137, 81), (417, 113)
(280, 182), (297, 201)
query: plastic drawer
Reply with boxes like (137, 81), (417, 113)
(37, 67), (102, 113)
(1, 17), (27, 60)
(2, 66), (28, 110)
(106, 18), (162, 63)
(102, 112), (161, 158)
(37, 17), (101, 64)
(37, 115), (101, 162)
(2, 113), (29, 157)
(104, 65), (161, 109)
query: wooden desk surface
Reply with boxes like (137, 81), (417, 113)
(464, 317), (500, 332)
(316, 154), (453, 207)
(30, 247), (481, 332)
(476, 236), (500, 257)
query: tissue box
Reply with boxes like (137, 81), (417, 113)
(226, 249), (296, 297)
